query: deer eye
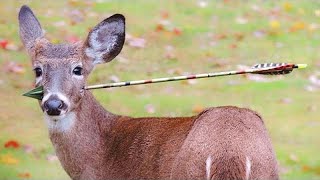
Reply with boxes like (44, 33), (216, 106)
(73, 66), (83, 76)
(34, 67), (42, 77)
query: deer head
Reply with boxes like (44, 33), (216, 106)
(19, 5), (125, 127)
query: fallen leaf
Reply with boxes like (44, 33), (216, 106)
(109, 75), (120, 83)
(275, 42), (284, 48)
(229, 43), (238, 49)
(235, 16), (248, 24)
(304, 85), (318, 92)
(4, 140), (20, 149)
(253, 30), (266, 38)
(68, 9), (85, 25)
(88, 12), (98, 18)
(309, 72), (320, 87)
(173, 28), (182, 36)
(116, 56), (129, 64)
(290, 21), (306, 32)
(18, 172), (31, 178)
(315, 9), (320, 17)
(52, 21), (67, 27)
(192, 105), (204, 113)
(227, 80), (241, 86)
(157, 19), (172, 31)
(145, 104), (155, 114)
(126, 35), (146, 48)
(23, 145), (34, 154)
(0, 39), (9, 49)
(0, 154), (19, 165)
(279, 98), (293, 104)
(187, 79), (197, 85)
(167, 68), (183, 75)
(5, 43), (18, 51)
(282, 2), (293, 12)
(289, 153), (299, 163)
(197, 0), (208, 8)
(155, 24), (165, 32)
(4, 61), (25, 74)
(215, 33), (228, 40)
(251, 4), (261, 12)
(160, 11), (169, 19)
(308, 23), (319, 32)
(301, 165), (320, 175)
(307, 105), (317, 112)
(298, 8), (305, 15)
(46, 154), (59, 162)
(164, 45), (176, 59)
(269, 20), (281, 29)
(66, 35), (80, 43)
(234, 32), (245, 41)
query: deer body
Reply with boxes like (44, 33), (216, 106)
(19, 5), (278, 180)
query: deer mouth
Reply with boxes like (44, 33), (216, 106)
(45, 110), (68, 121)
(44, 112), (76, 132)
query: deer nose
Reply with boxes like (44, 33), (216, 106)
(44, 98), (65, 116)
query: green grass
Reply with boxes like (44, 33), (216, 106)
(0, 0), (319, 179)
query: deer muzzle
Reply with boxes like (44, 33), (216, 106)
(43, 95), (68, 116)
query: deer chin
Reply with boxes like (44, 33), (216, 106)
(44, 112), (76, 133)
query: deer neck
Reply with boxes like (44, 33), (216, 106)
(46, 91), (119, 135)
(47, 91), (120, 178)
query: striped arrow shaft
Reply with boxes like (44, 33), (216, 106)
(85, 63), (299, 90)
(23, 63), (307, 100)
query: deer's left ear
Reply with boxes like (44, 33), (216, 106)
(84, 14), (125, 65)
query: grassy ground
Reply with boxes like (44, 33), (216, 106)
(0, 0), (319, 179)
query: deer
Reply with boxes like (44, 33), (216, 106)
(18, 5), (279, 180)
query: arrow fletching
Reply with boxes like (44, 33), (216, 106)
(295, 64), (307, 69)
(22, 62), (307, 100)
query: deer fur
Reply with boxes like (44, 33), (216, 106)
(19, 5), (279, 180)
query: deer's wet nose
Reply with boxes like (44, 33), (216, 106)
(44, 98), (65, 116)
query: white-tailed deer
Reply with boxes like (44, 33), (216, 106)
(19, 5), (278, 180)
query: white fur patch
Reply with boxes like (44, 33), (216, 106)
(245, 156), (251, 180)
(206, 155), (212, 180)
(35, 76), (42, 86)
(42, 92), (70, 108)
(42, 92), (73, 132)
(44, 112), (76, 132)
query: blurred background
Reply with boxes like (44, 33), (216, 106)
(0, 0), (319, 179)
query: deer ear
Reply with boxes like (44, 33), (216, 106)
(85, 14), (125, 65)
(18, 5), (44, 52)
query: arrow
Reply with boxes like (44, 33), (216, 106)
(23, 63), (307, 100)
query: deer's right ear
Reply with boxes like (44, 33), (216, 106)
(84, 14), (125, 65)
(18, 5), (44, 53)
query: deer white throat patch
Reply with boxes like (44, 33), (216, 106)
(44, 112), (76, 132)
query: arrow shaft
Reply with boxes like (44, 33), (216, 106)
(85, 64), (293, 90)
(23, 63), (307, 100)
(85, 70), (243, 90)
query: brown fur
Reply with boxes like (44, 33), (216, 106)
(19, 5), (279, 180)
(50, 93), (279, 180)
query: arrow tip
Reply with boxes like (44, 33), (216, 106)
(22, 86), (44, 100)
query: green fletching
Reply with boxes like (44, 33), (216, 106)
(22, 86), (44, 100)
(296, 64), (307, 69)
